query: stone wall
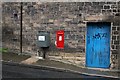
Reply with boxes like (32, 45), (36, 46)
(2, 2), (120, 69)
(2, 2), (21, 52)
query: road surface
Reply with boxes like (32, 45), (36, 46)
(2, 62), (117, 79)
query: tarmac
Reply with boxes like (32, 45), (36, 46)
(2, 52), (120, 79)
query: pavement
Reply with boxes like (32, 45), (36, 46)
(2, 52), (120, 79)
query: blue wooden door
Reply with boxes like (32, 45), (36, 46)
(86, 22), (111, 68)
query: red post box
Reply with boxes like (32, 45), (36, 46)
(56, 30), (64, 49)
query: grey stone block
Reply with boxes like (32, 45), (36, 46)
(117, 27), (120, 31)
(112, 27), (116, 30)
(111, 5), (117, 9)
(112, 45), (115, 49)
(114, 40), (119, 45)
(116, 36), (119, 40)
(112, 36), (116, 40)
(104, 5), (110, 9)
(114, 31), (119, 35)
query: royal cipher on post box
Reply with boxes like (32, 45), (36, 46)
(37, 31), (50, 48)
(56, 30), (64, 49)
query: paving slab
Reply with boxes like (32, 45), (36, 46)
(21, 56), (39, 64)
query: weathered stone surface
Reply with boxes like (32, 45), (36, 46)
(2, 2), (120, 69)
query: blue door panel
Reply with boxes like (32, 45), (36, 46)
(86, 22), (111, 68)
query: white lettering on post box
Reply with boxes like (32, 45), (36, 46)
(38, 36), (45, 41)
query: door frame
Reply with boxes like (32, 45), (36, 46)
(85, 22), (112, 68)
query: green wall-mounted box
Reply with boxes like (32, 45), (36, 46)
(37, 31), (50, 48)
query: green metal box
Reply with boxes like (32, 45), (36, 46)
(37, 31), (50, 48)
